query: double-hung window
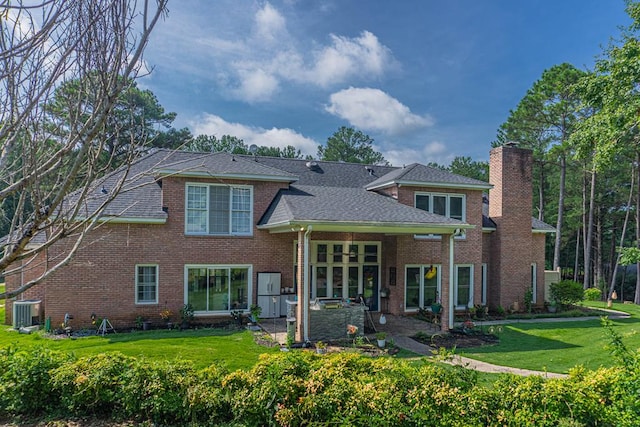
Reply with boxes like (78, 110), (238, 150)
(186, 184), (252, 235)
(136, 264), (158, 304)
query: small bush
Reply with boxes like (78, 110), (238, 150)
(51, 352), (135, 417)
(120, 359), (197, 424)
(550, 280), (584, 307)
(0, 346), (71, 415)
(584, 287), (602, 301)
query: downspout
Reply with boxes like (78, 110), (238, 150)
(303, 225), (312, 341)
(448, 230), (459, 329)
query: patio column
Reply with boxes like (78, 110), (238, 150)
(295, 230), (304, 342)
(294, 226), (312, 342)
(439, 230), (459, 331)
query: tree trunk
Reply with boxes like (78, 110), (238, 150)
(538, 161), (545, 221)
(553, 154), (566, 270)
(595, 209), (603, 290)
(574, 229), (581, 282)
(635, 151), (640, 304)
(608, 162), (634, 301)
(584, 170), (596, 289)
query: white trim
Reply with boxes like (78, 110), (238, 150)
(414, 192), (466, 222)
(98, 216), (167, 224)
(183, 264), (253, 315)
(258, 220), (473, 235)
(531, 263), (537, 304)
(185, 182), (254, 236)
(404, 264), (442, 312)
(367, 180), (492, 191)
(481, 263), (487, 305)
(135, 264), (159, 304)
(454, 264), (474, 309)
(155, 168), (295, 182)
(309, 240), (382, 306)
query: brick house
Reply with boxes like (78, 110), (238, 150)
(4, 145), (553, 339)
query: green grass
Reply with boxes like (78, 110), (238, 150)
(0, 319), (279, 372)
(2, 295), (640, 375)
(459, 302), (640, 374)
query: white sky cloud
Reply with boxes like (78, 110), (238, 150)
(190, 113), (318, 156)
(383, 142), (452, 167)
(253, 2), (287, 44)
(232, 68), (280, 102)
(300, 31), (395, 87)
(325, 87), (435, 135)
(188, 2), (397, 103)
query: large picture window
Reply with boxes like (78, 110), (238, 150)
(185, 265), (251, 313)
(185, 184), (252, 236)
(136, 265), (158, 304)
(405, 265), (441, 311)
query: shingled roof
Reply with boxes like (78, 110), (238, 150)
(366, 163), (492, 191)
(258, 184), (470, 234)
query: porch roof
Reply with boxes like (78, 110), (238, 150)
(257, 184), (473, 234)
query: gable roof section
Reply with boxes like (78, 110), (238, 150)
(532, 217), (556, 233)
(366, 163), (492, 191)
(73, 150), (298, 223)
(258, 184), (472, 234)
(152, 150), (297, 182)
(241, 155), (396, 188)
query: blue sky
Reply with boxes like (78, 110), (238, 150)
(141, 1), (630, 166)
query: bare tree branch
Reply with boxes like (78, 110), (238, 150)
(0, 0), (169, 299)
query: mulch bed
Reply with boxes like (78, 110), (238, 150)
(413, 331), (500, 349)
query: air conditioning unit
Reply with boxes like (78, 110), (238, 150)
(12, 300), (42, 329)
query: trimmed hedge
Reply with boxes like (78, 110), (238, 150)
(550, 280), (585, 307)
(1, 338), (640, 426)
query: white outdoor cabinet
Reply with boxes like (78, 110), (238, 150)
(257, 272), (281, 318)
(257, 295), (280, 319)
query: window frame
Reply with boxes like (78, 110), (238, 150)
(454, 264), (474, 309)
(184, 264), (252, 315)
(414, 192), (466, 239)
(185, 183), (253, 236)
(135, 264), (159, 305)
(404, 264), (442, 312)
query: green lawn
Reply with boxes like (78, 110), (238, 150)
(0, 303), (279, 371)
(2, 296), (640, 375)
(460, 302), (640, 374)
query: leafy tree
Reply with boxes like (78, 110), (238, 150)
(45, 77), (178, 169)
(185, 135), (249, 154)
(448, 156), (488, 181)
(184, 135), (303, 158)
(494, 63), (587, 271)
(152, 127), (194, 150)
(572, 0), (640, 301)
(0, 1), (168, 299)
(318, 126), (388, 165)
(255, 145), (303, 159)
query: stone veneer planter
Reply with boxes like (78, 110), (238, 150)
(308, 305), (366, 341)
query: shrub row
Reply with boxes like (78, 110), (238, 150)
(1, 341), (639, 426)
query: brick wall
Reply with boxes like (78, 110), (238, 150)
(488, 146), (535, 310)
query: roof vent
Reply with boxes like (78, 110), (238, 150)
(306, 161), (320, 171)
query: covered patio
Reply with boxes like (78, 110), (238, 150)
(257, 184), (474, 342)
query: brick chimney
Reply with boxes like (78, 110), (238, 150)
(488, 145), (533, 310)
